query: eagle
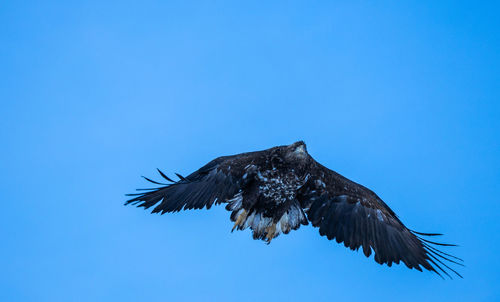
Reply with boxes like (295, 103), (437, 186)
(126, 141), (462, 278)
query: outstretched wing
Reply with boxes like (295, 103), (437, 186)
(300, 161), (463, 278)
(125, 156), (242, 214)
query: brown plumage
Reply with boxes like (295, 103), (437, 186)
(126, 141), (463, 278)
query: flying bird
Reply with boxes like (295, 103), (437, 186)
(126, 141), (462, 278)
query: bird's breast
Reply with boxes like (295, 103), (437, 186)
(256, 170), (304, 204)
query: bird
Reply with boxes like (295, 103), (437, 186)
(126, 141), (462, 278)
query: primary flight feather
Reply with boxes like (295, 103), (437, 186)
(126, 141), (462, 278)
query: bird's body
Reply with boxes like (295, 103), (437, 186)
(126, 141), (462, 278)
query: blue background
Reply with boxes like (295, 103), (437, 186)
(1, 1), (499, 301)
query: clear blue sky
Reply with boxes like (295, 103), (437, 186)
(1, 1), (499, 301)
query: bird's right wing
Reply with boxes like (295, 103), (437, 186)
(125, 156), (244, 214)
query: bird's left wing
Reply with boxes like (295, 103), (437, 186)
(299, 161), (463, 278)
(126, 155), (246, 214)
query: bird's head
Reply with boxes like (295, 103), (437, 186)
(284, 141), (308, 160)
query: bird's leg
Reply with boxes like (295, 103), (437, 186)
(232, 209), (248, 231)
(265, 223), (277, 244)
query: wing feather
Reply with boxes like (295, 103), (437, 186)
(125, 157), (241, 214)
(302, 161), (463, 278)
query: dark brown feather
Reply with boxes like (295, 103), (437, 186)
(125, 141), (462, 278)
